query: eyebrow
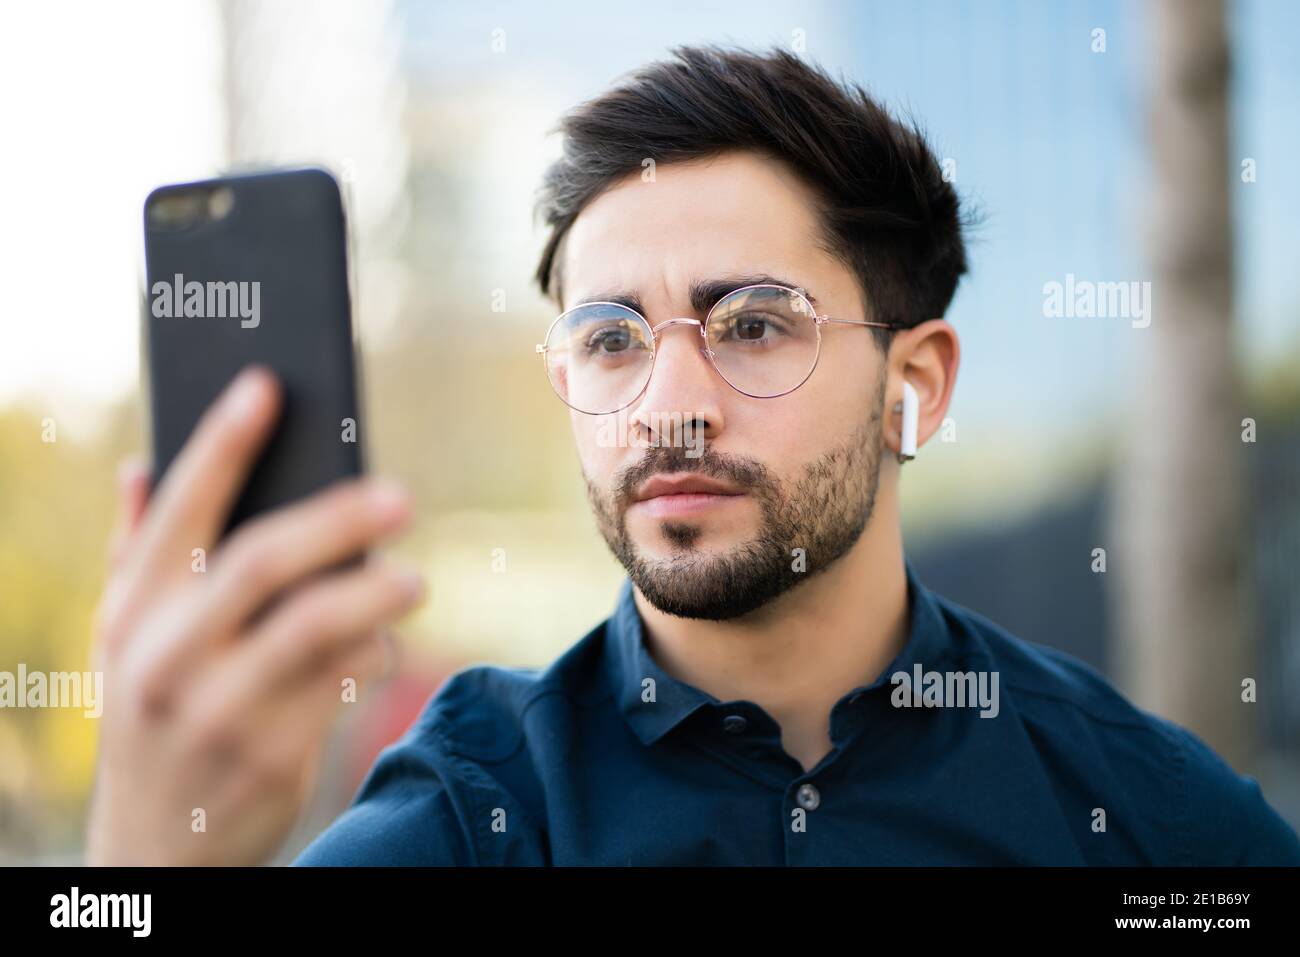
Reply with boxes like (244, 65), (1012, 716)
(573, 274), (819, 316)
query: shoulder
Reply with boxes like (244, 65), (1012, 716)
(932, 590), (1300, 865)
(291, 703), (474, 865)
(935, 591), (1165, 732)
(294, 621), (611, 865)
(415, 617), (611, 761)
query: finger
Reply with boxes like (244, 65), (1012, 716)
(289, 627), (391, 734)
(98, 458), (166, 654)
(192, 476), (413, 639)
(118, 457), (153, 530)
(187, 563), (424, 725)
(297, 629), (392, 740)
(122, 478), (413, 694)
(125, 366), (281, 584)
(108, 458), (153, 569)
(231, 630), (392, 807)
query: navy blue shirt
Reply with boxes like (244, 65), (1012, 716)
(295, 560), (1300, 865)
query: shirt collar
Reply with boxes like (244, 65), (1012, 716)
(609, 556), (954, 747)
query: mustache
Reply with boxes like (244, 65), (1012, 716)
(614, 443), (772, 507)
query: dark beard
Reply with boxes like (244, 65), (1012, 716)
(586, 386), (886, 621)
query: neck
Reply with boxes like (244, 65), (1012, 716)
(631, 476), (910, 773)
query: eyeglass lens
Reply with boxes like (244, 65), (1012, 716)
(543, 286), (820, 414)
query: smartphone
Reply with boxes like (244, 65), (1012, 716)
(142, 167), (364, 537)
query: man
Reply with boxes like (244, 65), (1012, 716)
(88, 46), (1300, 865)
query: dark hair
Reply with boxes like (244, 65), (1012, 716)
(533, 45), (968, 347)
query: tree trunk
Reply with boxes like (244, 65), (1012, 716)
(1110, 0), (1250, 769)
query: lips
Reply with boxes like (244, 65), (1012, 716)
(634, 473), (744, 501)
(630, 473), (747, 519)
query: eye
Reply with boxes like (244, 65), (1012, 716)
(717, 310), (790, 344)
(583, 320), (652, 358)
(587, 324), (631, 353)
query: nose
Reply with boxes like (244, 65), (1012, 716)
(627, 318), (724, 449)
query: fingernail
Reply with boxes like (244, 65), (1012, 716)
(397, 568), (426, 601)
(117, 459), (145, 487)
(226, 367), (268, 420)
(368, 479), (411, 515)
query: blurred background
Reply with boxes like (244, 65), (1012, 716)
(0, 0), (1297, 863)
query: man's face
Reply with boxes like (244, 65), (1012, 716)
(559, 150), (890, 620)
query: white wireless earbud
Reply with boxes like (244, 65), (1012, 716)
(896, 380), (918, 464)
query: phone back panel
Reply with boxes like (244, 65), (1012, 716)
(143, 168), (362, 536)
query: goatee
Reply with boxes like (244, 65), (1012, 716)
(586, 386), (886, 620)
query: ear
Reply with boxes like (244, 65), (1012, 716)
(886, 319), (960, 462)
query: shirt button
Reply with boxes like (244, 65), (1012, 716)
(796, 783), (821, 811)
(722, 714), (748, 734)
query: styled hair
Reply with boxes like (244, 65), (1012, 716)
(533, 44), (969, 346)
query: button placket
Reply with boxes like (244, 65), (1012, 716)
(722, 713), (748, 734)
(796, 782), (820, 811)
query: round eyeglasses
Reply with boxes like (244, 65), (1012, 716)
(535, 283), (901, 415)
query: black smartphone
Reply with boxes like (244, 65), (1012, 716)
(142, 167), (364, 536)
